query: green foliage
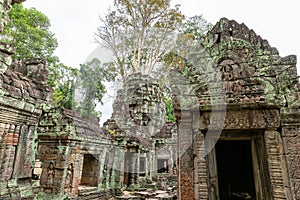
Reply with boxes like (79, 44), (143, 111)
(51, 64), (78, 109)
(3, 4), (58, 65)
(96, 0), (184, 83)
(165, 97), (176, 122)
(109, 129), (116, 135)
(163, 15), (212, 71)
(179, 15), (212, 41)
(3, 4), (79, 109)
(77, 58), (116, 116)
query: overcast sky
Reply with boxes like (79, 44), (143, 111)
(23, 0), (300, 123)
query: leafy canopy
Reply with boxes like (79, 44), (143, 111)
(3, 4), (78, 109)
(96, 0), (184, 83)
(76, 58), (116, 116)
(3, 4), (58, 65)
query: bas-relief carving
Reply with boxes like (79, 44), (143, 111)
(46, 161), (55, 193)
(64, 163), (74, 193)
(282, 127), (300, 199)
(193, 57), (277, 109)
(218, 59), (256, 93)
(199, 109), (280, 130)
(213, 59), (266, 104)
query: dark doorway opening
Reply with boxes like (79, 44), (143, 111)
(80, 154), (99, 187)
(124, 152), (131, 187)
(139, 157), (146, 176)
(216, 140), (256, 200)
(157, 159), (168, 173)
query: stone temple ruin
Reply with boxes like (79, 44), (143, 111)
(1, 1), (300, 200)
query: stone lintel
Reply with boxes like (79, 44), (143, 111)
(199, 109), (280, 130)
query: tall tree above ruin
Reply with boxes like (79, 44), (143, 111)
(2, 4), (77, 108)
(3, 4), (58, 67)
(96, 0), (184, 83)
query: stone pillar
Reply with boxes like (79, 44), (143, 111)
(118, 149), (125, 188)
(151, 140), (157, 177)
(264, 129), (293, 199)
(72, 152), (83, 196)
(281, 108), (300, 199)
(111, 146), (121, 189)
(177, 111), (194, 200)
(0, 124), (17, 181)
(137, 150), (140, 178)
(130, 152), (136, 187)
(169, 146), (174, 175)
(128, 150), (139, 190)
(146, 152), (150, 177)
(193, 131), (209, 199)
(98, 147), (108, 189)
(133, 152), (139, 187)
(106, 149), (114, 189)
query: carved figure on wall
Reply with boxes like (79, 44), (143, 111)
(222, 65), (234, 93)
(46, 161), (55, 192)
(65, 163), (74, 193)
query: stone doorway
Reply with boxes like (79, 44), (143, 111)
(157, 158), (169, 173)
(216, 140), (256, 200)
(80, 154), (99, 187)
(207, 132), (273, 200)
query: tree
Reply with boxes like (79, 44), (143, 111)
(3, 4), (78, 108)
(96, 2), (212, 120)
(96, 0), (184, 83)
(3, 4), (58, 66)
(51, 64), (78, 109)
(163, 15), (212, 71)
(76, 58), (116, 116)
(179, 15), (212, 41)
(165, 97), (176, 122)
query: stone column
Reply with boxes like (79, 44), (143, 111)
(111, 146), (121, 190)
(137, 150), (140, 178)
(1, 124), (17, 181)
(193, 131), (209, 199)
(133, 152), (139, 187)
(146, 152), (150, 177)
(151, 140), (157, 177)
(177, 111), (194, 200)
(129, 152), (136, 188)
(281, 108), (300, 200)
(106, 149), (114, 189)
(118, 149), (125, 188)
(127, 150), (139, 190)
(98, 147), (107, 189)
(72, 152), (83, 196)
(264, 129), (293, 199)
(169, 146), (174, 175)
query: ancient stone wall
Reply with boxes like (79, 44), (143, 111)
(0, 60), (52, 199)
